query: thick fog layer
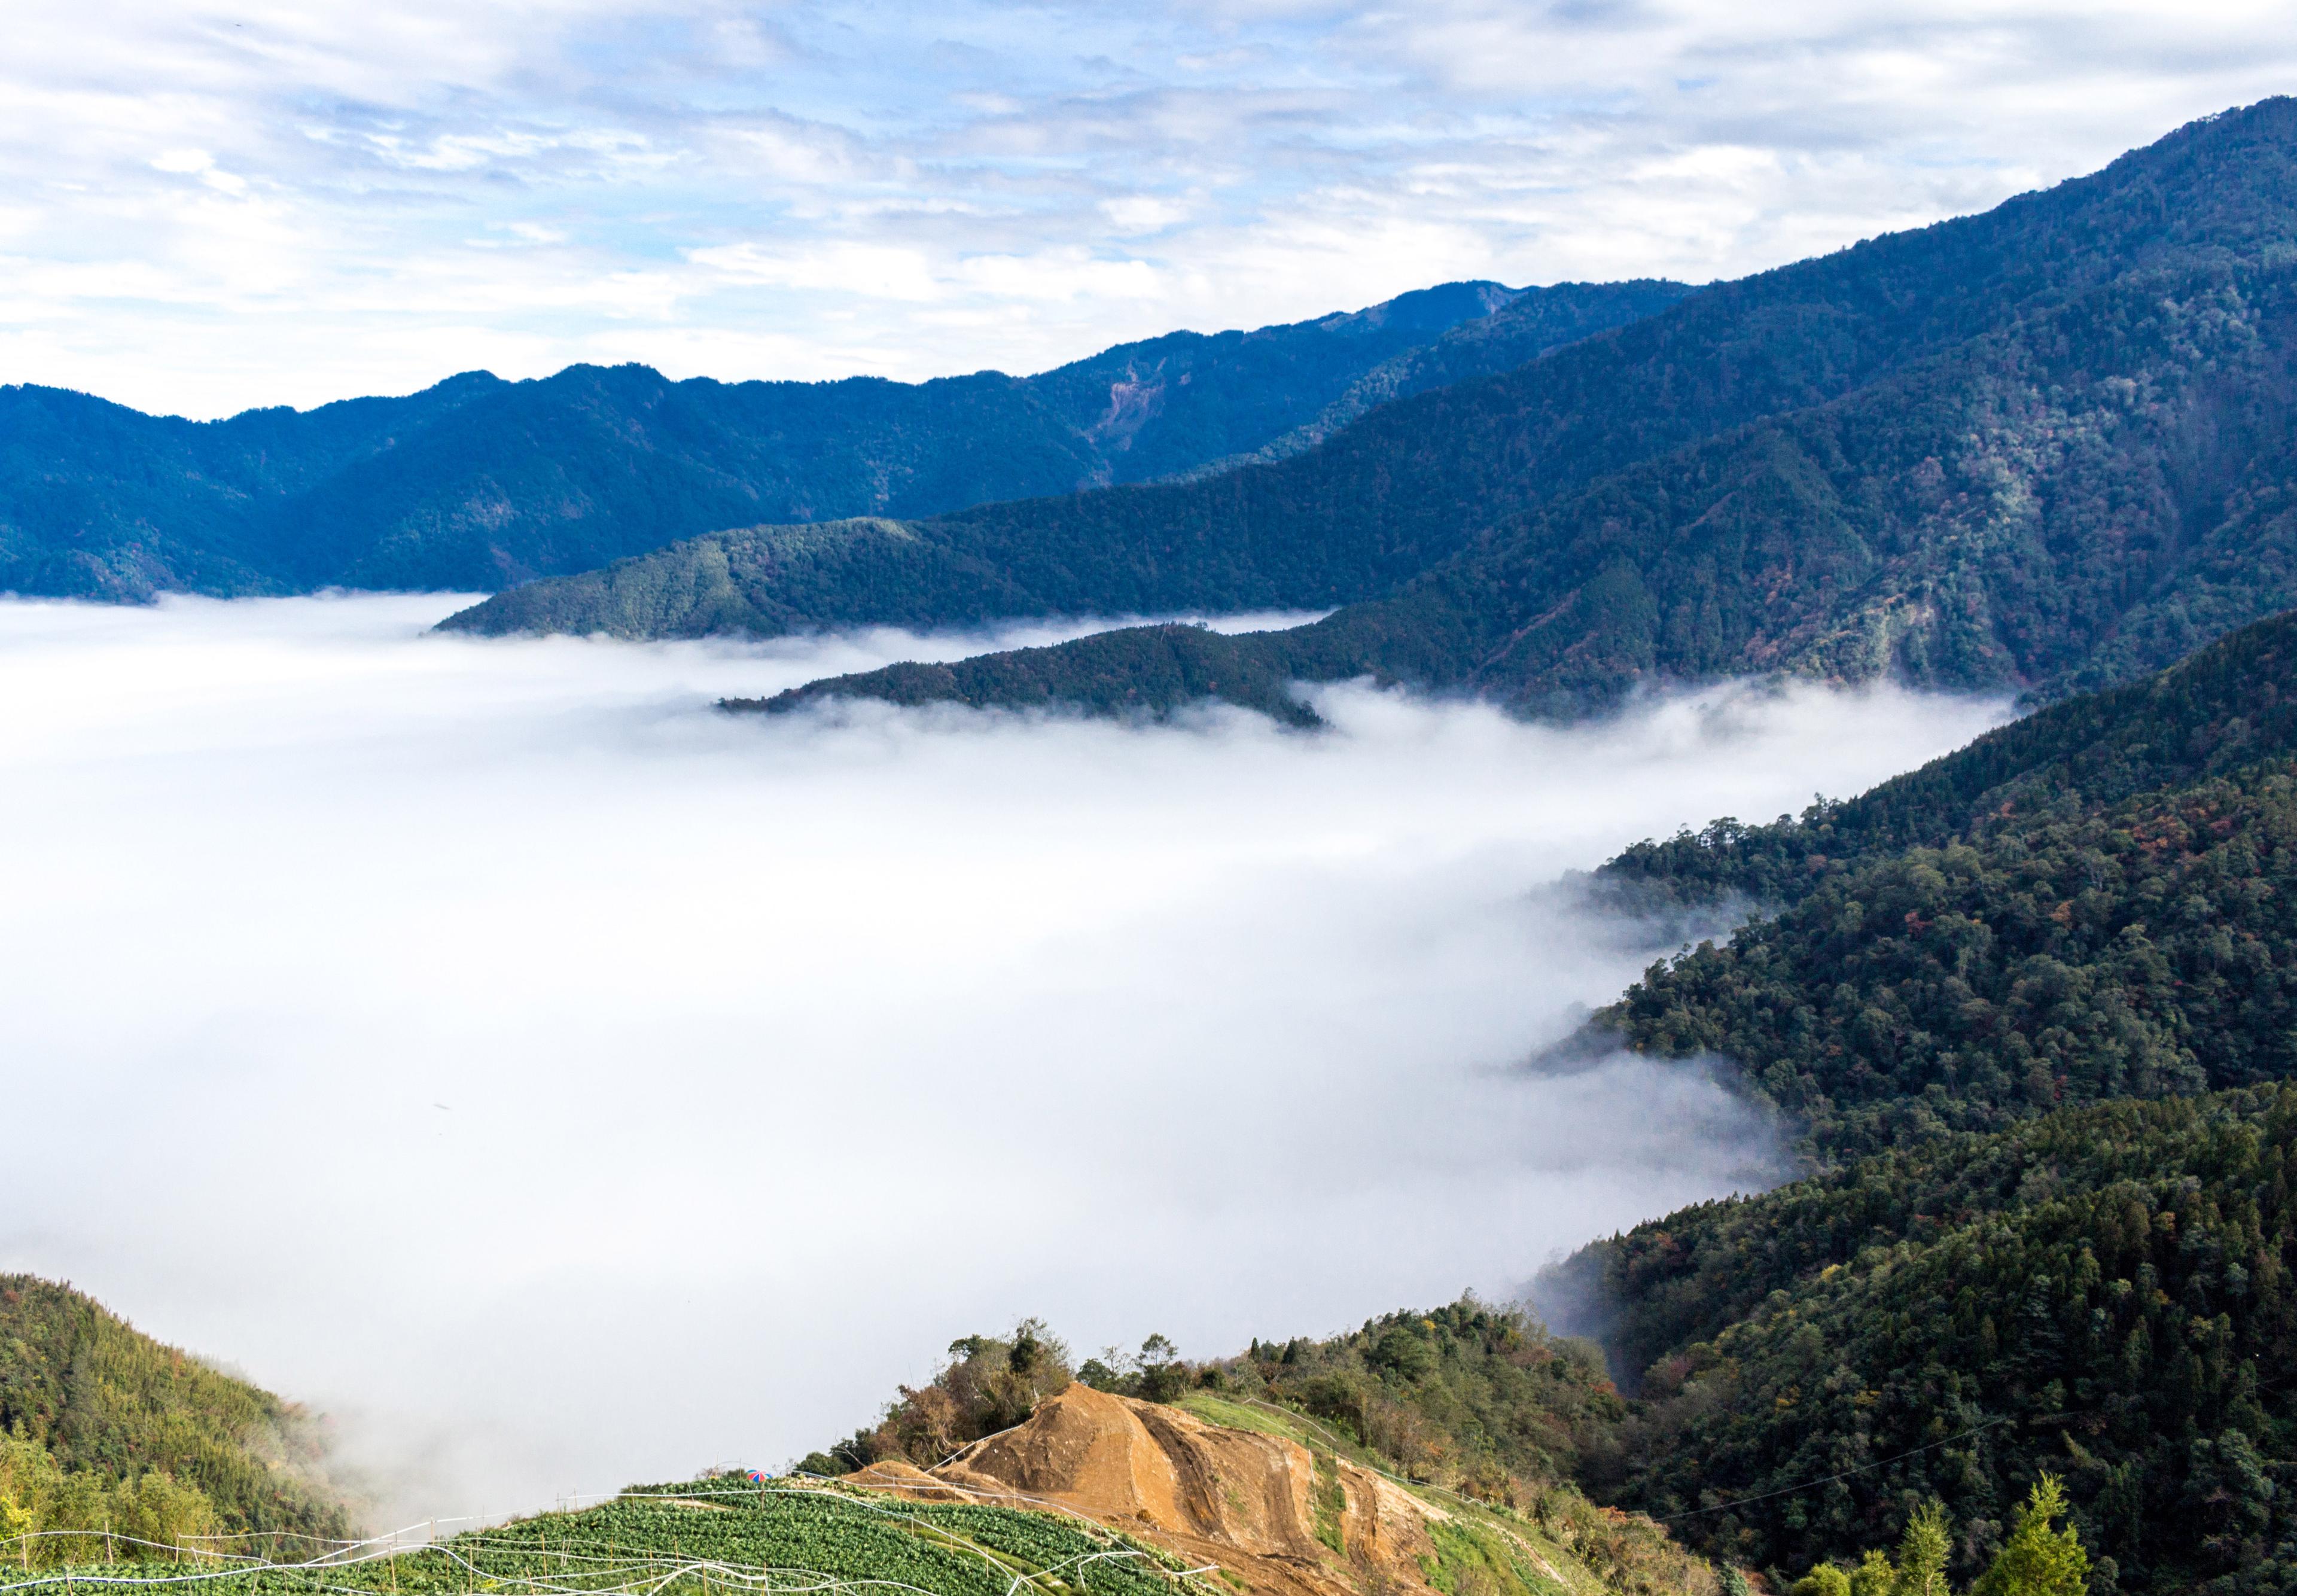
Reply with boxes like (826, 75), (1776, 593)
(0, 595), (2007, 1524)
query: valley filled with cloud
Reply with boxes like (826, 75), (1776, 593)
(0, 593), (2006, 1519)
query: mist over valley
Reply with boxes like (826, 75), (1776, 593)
(13, 20), (2297, 1591)
(0, 593), (2004, 1519)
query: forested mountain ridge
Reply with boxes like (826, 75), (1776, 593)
(1166, 276), (1705, 482)
(1598, 754), (2297, 1158)
(434, 273), (1691, 638)
(733, 98), (2297, 723)
(1591, 604), (2297, 916)
(2, 278), (1687, 601)
(0, 1275), (350, 1551)
(1561, 611), (2297, 1163)
(1501, 607), (2297, 1591)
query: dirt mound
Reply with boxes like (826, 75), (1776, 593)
(839, 1384), (1457, 1596)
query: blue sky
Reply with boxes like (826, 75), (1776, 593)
(7, 0), (2296, 418)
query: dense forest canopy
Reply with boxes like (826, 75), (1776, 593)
(1595, 758), (2297, 1157)
(1516, 602), (2297, 1592)
(1588, 581), (2297, 918)
(1552, 1090), (2297, 1594)
(1559, 610), (2297, 1159)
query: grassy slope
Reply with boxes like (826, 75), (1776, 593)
(10, 1479), (1199, 1596)
(1173, 1302), (1713, 1595)
(806, 1309), (1711, 1595)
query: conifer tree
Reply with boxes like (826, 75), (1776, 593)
(1972, 1476), (2088, 1596)
(1891, 1502), (1951, 1596)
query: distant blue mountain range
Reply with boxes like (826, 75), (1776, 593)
(0, 277), (1684, 601)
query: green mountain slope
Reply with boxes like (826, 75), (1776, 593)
(1596, 754), (2297, 1159)
(1589, 605), (2297, 916)
(8, 1305), (1716, 1596)
(20, 1473), (1217, 1596)
(0, 1275), (349, 1554)
(2, 279), (1687, 602)
(815, 1307), (1630, 1509)
(436, 277), (1689, 639)
(730, 99), (2297, 723)
(1535, 611), (2297, 1164)
(729, 619), (1329, 725)
(1550, 1089), (2297, 1594)
(1499, 598), (2297, 1591)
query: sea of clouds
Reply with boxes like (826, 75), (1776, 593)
(0, 593), (2009, 1525)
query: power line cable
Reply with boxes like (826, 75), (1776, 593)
(1653, 1416), (2017, 1524)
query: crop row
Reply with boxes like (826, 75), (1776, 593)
(0, 1479), (1216, 1596)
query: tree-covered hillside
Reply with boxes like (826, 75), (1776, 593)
(0, 1275), (349, 1552)
(1551, 1089), (2297, 1595)
(728, 620), (1329, 725)
(1510, 598), (2297, 1592)
(1, 279), (1684, 601)
(708, 99), (2297, 724)
(809, 1304), (1628, 1501)
(1584, 700), (2297, 1159)
(433, 273), (1689, 638)
(1589, 607), (2297, 918)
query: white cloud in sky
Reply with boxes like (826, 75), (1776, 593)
(1, 0), (2293, 415)
(0, 593), (2010, 1523)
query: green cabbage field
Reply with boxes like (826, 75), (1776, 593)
(0, 1478), (1218, 1596)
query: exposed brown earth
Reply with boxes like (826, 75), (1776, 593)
(836, 1384), (1476, 1596)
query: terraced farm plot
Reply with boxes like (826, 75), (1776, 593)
(0, 1481), (1213, 1596)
